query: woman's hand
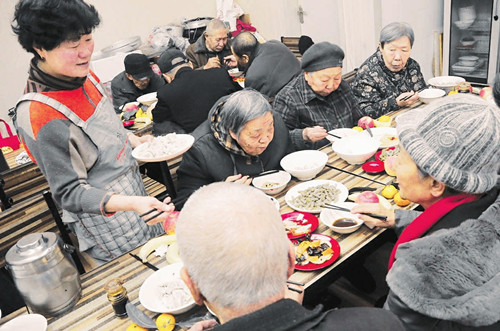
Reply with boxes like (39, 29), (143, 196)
(225, 174), (252, 185)
(105, 195), (175, 225)
(128, 133), (153, 148)
(137, 196), (176, 225)
(396, 91), (419, 108)
(303, 126), (327, 142)
(351, 203), (396, 228)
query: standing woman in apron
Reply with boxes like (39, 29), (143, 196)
(11, 0), (174, 264)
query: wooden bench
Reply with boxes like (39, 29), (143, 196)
(281, 36), (301, 59)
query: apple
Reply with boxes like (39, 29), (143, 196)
(384, 156), (398, 177)
(123, 102), (139, 112)
(358, 116), (375, 129)
(162, 211), (179, 235)
(355, 191), (379, 203)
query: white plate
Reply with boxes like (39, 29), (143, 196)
(285, 180), (348, 213)
(132, 134), (195, 162)
(0, 314), (47, 331)
(325, 128), (360, 143)
(137, 92), (158, 105)
(139, 263), (196, 314)
(359, 127), (399, 149)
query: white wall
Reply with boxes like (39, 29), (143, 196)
(0, 0), (443, 126)
(379, 0), (444, 81)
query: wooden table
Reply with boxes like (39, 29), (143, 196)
(1, 106), (420, 330)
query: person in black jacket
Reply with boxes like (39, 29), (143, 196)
(176, 182), (405, 331)
(175, 89), (294, 209)
(110, 53), (165, 113)
(153, 48), (241, 135)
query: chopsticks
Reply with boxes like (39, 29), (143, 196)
(139, 194), (170, 223)
(327, 132), (342, 139)
(287, 280), (304, 294)
(325, 164), (388, 186)
(251, 169), (280, 179)
(324, 203), (387, 221)
(400, 88), (426, 101)
(129, 253), (158, 271)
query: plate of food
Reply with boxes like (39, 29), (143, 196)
(132, 133), (195, 162)
(360, 127), (399, 148)
(139, 263), (196, 314)
(0, 314), (47, 331)
(285, 180), (348, 214)
(293, 233), (340, 271)
(281, 212), (318, 239)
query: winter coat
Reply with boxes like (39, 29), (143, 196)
(386, 187), (500, 330)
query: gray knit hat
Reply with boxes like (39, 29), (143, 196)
(396, 93), (500, 194)
(301, 42), (344, 72)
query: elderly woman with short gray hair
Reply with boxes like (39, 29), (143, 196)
(351, 22), (426, 118)
(175, 89), (294, 209)
(352, 94), (500, 329)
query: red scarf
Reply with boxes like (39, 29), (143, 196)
(388, 193), (479, 270)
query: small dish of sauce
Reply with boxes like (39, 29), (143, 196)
(332, 218), (358, 227)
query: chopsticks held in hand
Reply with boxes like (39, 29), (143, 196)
(140, 193), (170, 223)
(327, 132), (342, 139)
(140, 209), (165, 223)
(400, 88), (426, 101)
(324, 203), (387, 221)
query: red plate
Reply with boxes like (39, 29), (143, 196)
(292, 234), (341, 271)
(281, 212), (318, 239)
(362, 161), (385, 174)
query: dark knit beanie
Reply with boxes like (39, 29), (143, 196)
(301, 42), (344, 72)
(396, 94), (500, 193)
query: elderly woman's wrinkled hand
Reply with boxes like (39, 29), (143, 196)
(351, 203), (396, 228)
(396, 91), (419, 107)
(225, 174), (252, 185)
(303, 126), (328, 142)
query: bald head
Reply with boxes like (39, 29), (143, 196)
(176, 182), (290, 309)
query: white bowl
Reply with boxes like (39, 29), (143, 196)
(428, 76), (466, 93)
(326, 128), (359, 143)
(252, 170), (291, 195)
(332, 136), (380, 165)
(139, 263), (196, 314)
(280, 150), (328, 181)
(137, 92), (158, 106)
(418, 88), (446, 104)
(320, 202), (363, 234)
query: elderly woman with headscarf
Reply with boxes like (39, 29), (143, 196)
(351, 22), (426, 118)
(352, 94), (500, 330)
(175, 89), (294, 209)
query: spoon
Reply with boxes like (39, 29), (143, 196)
(365, 126), (374, 137)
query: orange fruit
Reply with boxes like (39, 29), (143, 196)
(381, 185), (398, 199)
(378, 115), (391, 122)
(126, 323), (148, 331)
(156, 313), (176, 331)
(394, 192), (411, 207)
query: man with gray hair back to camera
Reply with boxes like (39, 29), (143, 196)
(177, 182), (405, 330)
